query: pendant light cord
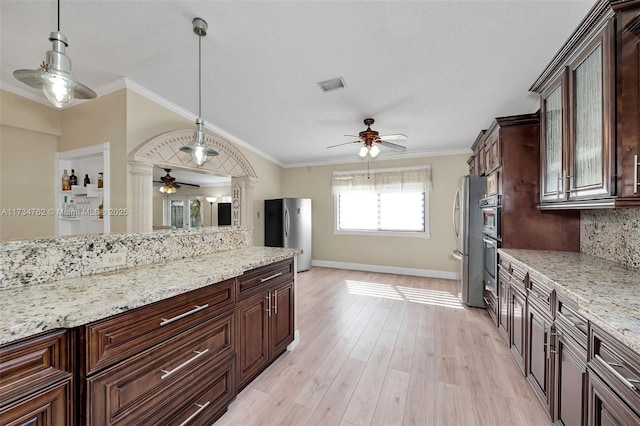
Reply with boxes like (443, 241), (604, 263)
(57, 0), (60, 31)
(198, 33), (202, 118)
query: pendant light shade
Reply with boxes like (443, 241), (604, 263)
(180, 17), (218, 166)
(13, 2), (96, 108)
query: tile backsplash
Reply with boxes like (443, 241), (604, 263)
(0, 226), (252, 290)
(581, 209), (640, 269)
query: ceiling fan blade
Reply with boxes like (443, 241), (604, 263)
(380, 140), (407, 152)
(175, 182), (201, 188)
(343, 134), (360, 138)
(327, 141), (360, 149)
(380, 134), (408, 141)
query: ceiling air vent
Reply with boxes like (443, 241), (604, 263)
(317, 77), (346, 92)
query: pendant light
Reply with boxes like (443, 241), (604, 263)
(13, 0), (96, 108)
(180, 17), (219, 166)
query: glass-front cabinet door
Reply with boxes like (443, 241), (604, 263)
(567, 24), (614, 199)
(540, 75), (566, 202)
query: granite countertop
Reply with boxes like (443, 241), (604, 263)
(0, 246), (299, 346)
(499, 249), (640, 355)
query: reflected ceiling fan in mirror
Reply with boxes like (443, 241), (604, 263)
(327, 118), (408, 158)
(153, 169), (200, 194)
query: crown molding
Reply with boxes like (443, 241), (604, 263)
(283, 147), (471, 168)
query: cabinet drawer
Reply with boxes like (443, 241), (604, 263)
(0, 330), (70, 405)
(149, 355), (236, 426)
(0, 377), (73, 426)
(589, 325), (640, 416)
(498, 255), (511, 271)
(527, 275), (553, 315)
(84, 279), (235, 374)
(556, 295), (588, 350)
(237, 258), (293, 299)
(88, 311), (234, 425)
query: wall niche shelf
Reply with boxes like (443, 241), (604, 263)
(56, 143), (110, 237)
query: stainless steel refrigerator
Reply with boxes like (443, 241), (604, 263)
(265, 198), (312, 272)
(451, 175), (486, 308)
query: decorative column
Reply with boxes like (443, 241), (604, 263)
(242, 177), (257, 229)
(128, 161), (154, 233)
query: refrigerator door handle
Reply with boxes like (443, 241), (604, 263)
(452, 188), (460, 238)
(451, 249), (463, 260)
(284, 208), (290, 238)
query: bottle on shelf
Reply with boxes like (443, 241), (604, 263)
(98, 200), (104, 219)
(62, 169), (70, 191)
(62, 196), (68, 216)
(97, 172), (103, 189)
(70, 169), (78, 186)
(67, 200), (78, 218)
(84, 174), (90, 187)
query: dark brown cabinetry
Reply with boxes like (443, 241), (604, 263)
(0, 330), (74, 426)
(81, 279), (238, 425)
(554, 295), (588, 426)
(588, 324), (640, 425)
(526, 298), (554, 417)
(237, 262), (295, 390)
(531, 1), (640, 208)
(509, 280), (527, 374)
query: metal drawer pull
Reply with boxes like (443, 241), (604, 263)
(260, 272), (283, 283)
(634, 154), (639, 194)
(266, 294), (271, 317)
(179, 401), (211, 426)
(595, 354), (639, 393)
(160, 304), (209, 327)
(160, 349), (209, 379)
(273, 289), (278, 314)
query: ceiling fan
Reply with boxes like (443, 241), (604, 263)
(328, 118), (408, 158)
(153, 169), (200, 194)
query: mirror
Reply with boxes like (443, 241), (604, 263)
(152, 166), (231, 230)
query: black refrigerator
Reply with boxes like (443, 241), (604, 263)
(265, 198), (312, 272)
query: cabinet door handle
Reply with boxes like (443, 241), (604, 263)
(557, 173), (563, 199)
(595, 354), (639, 394)
(260, 272), (283, 283)
(160, 349), (209, 379)
(160, 304), (209, 326)
(265, 294), (271, 317)
(273, 289), (278, 314)
(634, 154), (639, 194)
(179, 401), (211, 426)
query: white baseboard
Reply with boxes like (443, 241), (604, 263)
(310, 260), (459, 280)
(287, 329), (300, 351)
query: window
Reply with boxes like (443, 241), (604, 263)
(164, 195), (204, 229)
(332, 166), (431, 238)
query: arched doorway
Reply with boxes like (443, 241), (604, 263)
(128, 129), (258, 233)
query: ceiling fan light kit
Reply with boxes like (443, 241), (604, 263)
(179, 17), (219, 166)
(328, 118), (407, 159)
(13, 0), (96, 108)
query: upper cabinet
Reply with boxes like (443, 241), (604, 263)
(531, 1), (640, 209)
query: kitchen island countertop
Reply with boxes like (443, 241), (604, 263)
(0, 246), (298, 346)
(499, 249), (640, 355)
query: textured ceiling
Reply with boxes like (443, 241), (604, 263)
(1, 1), (595, 166)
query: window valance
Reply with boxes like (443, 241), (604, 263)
(332, 165), (432, 195)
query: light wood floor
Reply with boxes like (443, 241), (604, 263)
(216, 267), (550, 426)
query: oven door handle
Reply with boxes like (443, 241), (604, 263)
(483, 237), (497, 247)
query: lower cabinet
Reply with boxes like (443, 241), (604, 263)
(587, 369), (640, 426)
(554, 324), (587, 426)
(237, 279), (294, 389)
(0, 379), (73, 426)
(587, 324), (640, 426)
(498, 275), (510, 344)
(509, 284), (526, 374)
(526, 299), (554, 417)
(0, 329), (74, 426)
